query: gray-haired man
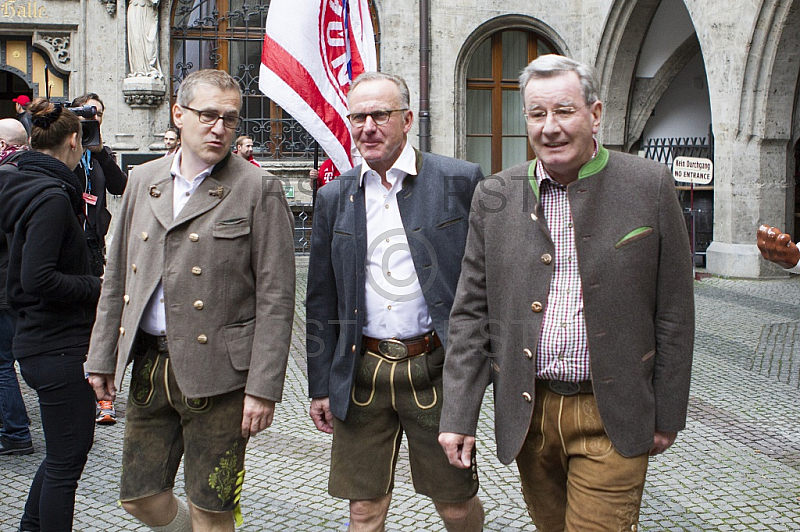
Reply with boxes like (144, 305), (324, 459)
(440, 54), (694, 532)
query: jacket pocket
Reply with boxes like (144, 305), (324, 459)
(436, 217), (464, 230)
(615, 227), (653, 249)
(213, 218), (251, 239)
(224, 318), (256, 370)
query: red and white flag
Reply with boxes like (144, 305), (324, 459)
(260, 0), (377, 174)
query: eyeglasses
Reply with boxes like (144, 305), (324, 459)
(524, 106), (584, 125)
(181, 105), (242, 129)
(347, 109), (407, 127)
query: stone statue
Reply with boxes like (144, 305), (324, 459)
(127, 0), (163, 79)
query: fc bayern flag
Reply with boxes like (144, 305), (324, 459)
(260, 0), (377, 174)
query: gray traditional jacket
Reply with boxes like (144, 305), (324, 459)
(85, 154), (296, 401)
(441, 146), (695, 463)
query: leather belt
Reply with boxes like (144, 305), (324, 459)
(138, 330), (169, 355)
(362, 332), (442, 361)
(536, 379), (593, 396)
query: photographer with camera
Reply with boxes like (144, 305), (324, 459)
(71, 93), (127, 425)
(0, 97), (102, 532)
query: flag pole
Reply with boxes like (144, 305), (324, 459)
(312, 141), (320, 209)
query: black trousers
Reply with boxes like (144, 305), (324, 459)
(17, 353), (95, 532)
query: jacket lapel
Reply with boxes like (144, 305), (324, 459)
(148, 176), (175, 230)
(352, 177), (367, 294)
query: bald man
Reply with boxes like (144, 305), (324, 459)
(0, 118), (28, 163)
(0, 117), (34, 457)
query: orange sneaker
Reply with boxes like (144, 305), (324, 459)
(95, 400), (117, 425)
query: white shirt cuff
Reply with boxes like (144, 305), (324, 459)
(785, 262), (800, 274)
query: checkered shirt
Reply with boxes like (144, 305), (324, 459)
(534, 147), (598, 382)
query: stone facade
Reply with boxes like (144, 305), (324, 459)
(2, 0), (798, 277)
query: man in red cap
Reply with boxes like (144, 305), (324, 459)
(12, 95), (32, 137)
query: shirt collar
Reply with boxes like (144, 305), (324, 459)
(536, 136), (599, 187)
(358, 140), (417, 187)
(170, 148), (215, 184)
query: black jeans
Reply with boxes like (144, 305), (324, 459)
(17, 353), (95, 532)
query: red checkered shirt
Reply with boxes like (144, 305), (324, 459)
(534, 145), (598, 382)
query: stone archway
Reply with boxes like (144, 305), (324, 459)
(0, 68), (33, 120)
(794, 140), (800, 225)
(594, 0), (662, 150)
(705, 0), (800, 277)
(625, 34), (701, 152)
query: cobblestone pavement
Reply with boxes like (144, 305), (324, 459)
(2, 260), (800, 530)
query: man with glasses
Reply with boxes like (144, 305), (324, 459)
(306, 71), (485, 531)
(86, 69), (295, 532)
(439, 54), (695, 532)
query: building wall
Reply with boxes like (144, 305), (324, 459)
(3, 0), (798, 278)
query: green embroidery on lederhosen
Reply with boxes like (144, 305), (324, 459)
(131, 357), (157, 405)
(208, 442), (241, 505)
(183, 396), (211, 412)
(207, 442), (245, 524)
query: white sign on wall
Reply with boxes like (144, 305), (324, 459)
(672, 156), (713, 185)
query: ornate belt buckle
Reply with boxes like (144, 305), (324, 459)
(378, 339), (408, 360)
(549, 380), (580, 396)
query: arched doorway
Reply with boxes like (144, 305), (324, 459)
(0, 69), (32, 120)
(1, 37), (70, 117)
(596, 0), (712, 264)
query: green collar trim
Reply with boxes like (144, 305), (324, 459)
(578, 144), (609, 179)
(527, 161), (539, 201)
(526, 144), (610, 201)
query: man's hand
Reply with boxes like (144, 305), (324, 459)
(309, 397), (334, 434)
(757, 224), (800, 268)
(241, 395), (275, 438)
(88, 373), (116, 402)
(438, 432), (475, 469)
(649, 430), (677, 456)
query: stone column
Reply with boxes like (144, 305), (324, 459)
(706, 133), (794, 278)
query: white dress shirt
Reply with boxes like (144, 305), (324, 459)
(360, 141), (433, 340)
(140, 150), (214, 336)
